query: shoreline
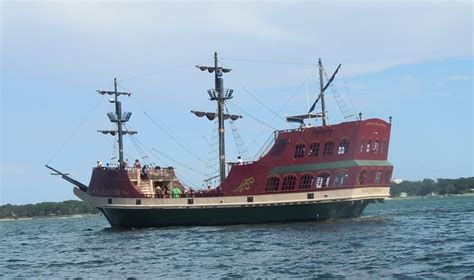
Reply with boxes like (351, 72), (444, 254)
(0, 213), (100, 222)
(390, 193), (474, 199)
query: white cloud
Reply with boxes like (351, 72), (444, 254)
(3, 1), (471, 77)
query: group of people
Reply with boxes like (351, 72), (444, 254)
(154, 185), (187, 198)
(153, 185), (222, 198)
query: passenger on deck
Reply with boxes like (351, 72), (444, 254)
(172, 186), (181, 198)
(140, 165), (151, 179)
(96, 161), (103, 168)
(237, 156), (243, 165)
(134, 159), (141, 169)
(155, 186), (163, 198)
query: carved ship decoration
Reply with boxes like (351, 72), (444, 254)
(47, 53), (393, 228)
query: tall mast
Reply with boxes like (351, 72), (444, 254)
(97, 78), (135, 168)
(194, 52), (237, 184)
(318, 58), (327, 126)
(215, 53), (226, 184)
(114, 78), (125, 165)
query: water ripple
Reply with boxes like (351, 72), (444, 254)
(1, 196), (473, 278)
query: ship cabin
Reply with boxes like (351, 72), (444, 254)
(219, 118), (393, 196)
(88, 165), (186, 198)
(87, 117), (392, 199)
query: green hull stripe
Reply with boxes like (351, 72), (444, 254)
(270, 160), (392, 174)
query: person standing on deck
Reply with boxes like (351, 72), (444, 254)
(172, 186), (182, 198)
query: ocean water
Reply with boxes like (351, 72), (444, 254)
(1, 196), (473, 279)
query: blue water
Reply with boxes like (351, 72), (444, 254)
(1, 196), (473, 278)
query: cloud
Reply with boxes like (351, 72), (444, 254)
(3, 1), (471, 77)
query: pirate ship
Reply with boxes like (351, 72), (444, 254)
(47, 53), (393, 228)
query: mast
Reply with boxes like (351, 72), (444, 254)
(114, 78), (125, 165)
(97, 78), (135, 168)
(303, 58), (341, 127)
(215, 53), (226, 184)
(194, 52), (237, 184)
(318, 58), (327, 126)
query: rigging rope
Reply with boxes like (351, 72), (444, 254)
(124, 123), (205, 176)
(110, 137), (118, 161)
(203, 118), (220, 182)
(46, 99), (103, 164)
(241, 87), (286, 122)
(322, 67), (356, 120)
(340, 69), (358, 116)
(117, 83), (207, 166)
(243, 76), (313, 150)
(126, 131), (204, 187)
(224, 104), (250, 160)
(143, 111), (207, 165)
(150, 147), (206, 176)
(118, 59), (210, 83)
(226, 101), (277, 131)
(129, 135), (200, 188)
(222, 57), (316, 66)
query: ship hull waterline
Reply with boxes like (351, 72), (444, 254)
(100, 200), (372, 228)
(74, 188), (382, 228)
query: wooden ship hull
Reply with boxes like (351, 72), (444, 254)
(74, 188), (386, 228)
(48, 54), (393, 228)
(70, 116), (392, 228)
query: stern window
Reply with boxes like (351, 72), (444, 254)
(299, 174), (314, 189)
(282, 175), (297, 190)
(309, 142), (320, 156)
(316, 173), (331, 188)
(373, 141), (380, 153)
(334, 171), (349, 187)
(338, 139), (350, 154)
(266, 177), (280, 191)
(360, 140), (365, 153)
(294, 144), (305, 158)
(323, 141), (334, 155)
(366, 140), (372, 153)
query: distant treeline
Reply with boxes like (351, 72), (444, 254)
(390, 177), (474, 197)
(0, 200), (99, 219)
(2, 178), (473, 218)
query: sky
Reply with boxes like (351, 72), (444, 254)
(1, 1), (472, 205)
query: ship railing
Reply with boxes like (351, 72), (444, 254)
(126, 167), (176, 180)
(92, 165), (177, 182)
(253, 132), (276, 160)
(146, 191), (224, 199)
